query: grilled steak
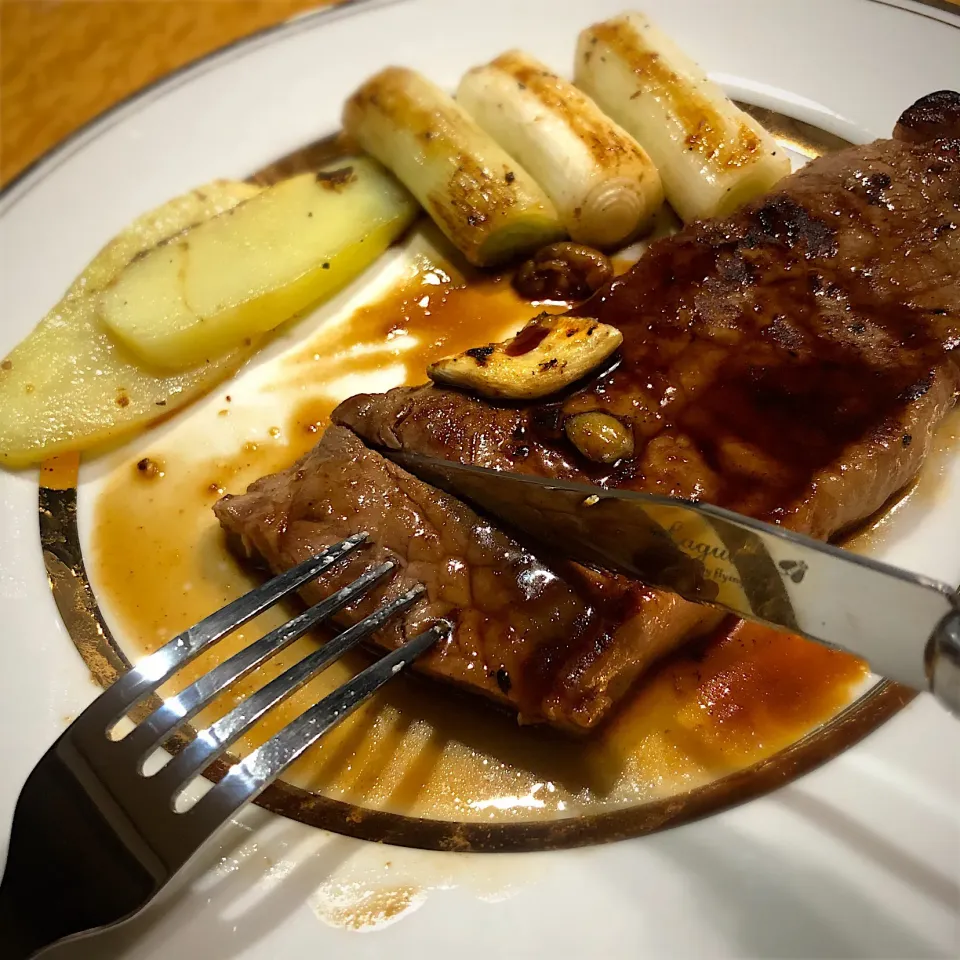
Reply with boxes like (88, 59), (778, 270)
(215, 426), (720, 730)
(334, 99), (960, 541)
(221, 95), (959, 731)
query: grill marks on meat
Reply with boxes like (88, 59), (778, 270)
(215, 427), (720, 730)
(574, 139), (960, 534)
(335, 115), (960, 541)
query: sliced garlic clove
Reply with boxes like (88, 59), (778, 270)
(427, 313), (622, 401)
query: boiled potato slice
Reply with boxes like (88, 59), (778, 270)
(0, 181), (260, 468)
(68, 181), (259, 298)
(100, 158), (419, 370)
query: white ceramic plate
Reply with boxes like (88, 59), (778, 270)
(2, 0), (960, 956)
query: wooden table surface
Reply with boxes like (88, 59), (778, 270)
(0, 0), (333, 185)
(1, 0), (957, 187)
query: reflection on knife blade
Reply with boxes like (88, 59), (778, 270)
(388, 450), (960, 711)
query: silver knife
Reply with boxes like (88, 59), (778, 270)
(388, 451), (960, 718)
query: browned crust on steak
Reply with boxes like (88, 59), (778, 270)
(894, 90), (960, 144)
(215, 427), (721, 731)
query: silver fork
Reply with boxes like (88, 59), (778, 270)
(0, 533), (448, 959)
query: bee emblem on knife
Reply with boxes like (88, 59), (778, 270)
(778, 560), (809, 584)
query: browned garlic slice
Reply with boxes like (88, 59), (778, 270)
(427, 313), (622, 400)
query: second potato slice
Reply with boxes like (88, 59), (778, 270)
(100, 157), (418, 370)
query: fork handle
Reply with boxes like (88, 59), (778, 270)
(0, 885), (43, 960)
(0, 746), (164, 958)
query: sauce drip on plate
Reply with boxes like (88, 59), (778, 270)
(92, 260), (875, 822)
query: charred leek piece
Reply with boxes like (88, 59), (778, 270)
(343, 67), (565, 267)
(575, 13), (790, 222)
(457, 50), (663, 249)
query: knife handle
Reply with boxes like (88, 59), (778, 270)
(928, 601), (960, 718)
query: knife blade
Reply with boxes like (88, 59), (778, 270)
(388, 450), (960, 714)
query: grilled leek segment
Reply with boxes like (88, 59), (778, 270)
(457, 50), (663, 249)
(0, 181), (261, 467)
(100, 158), (418, 370)
(575, 12), (790, 222)
(343, 67), (565, 267)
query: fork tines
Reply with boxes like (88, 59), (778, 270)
(0, 535), (449, 955)
(78, 534), (447, 866)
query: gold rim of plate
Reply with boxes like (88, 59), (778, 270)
(38, 106), (917, 852)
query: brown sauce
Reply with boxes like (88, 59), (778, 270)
(504, 320), (551, 357)
(92, 257), (871, 823)
(41, 451), (81, 491)
(275, 255), (568, 434)
(312, 884), (420, 930)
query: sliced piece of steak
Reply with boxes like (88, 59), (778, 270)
(334, 98), (960, 541)
(215, 426), (720, 731)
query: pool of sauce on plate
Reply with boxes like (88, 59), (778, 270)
(92, 261), (878, 822)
